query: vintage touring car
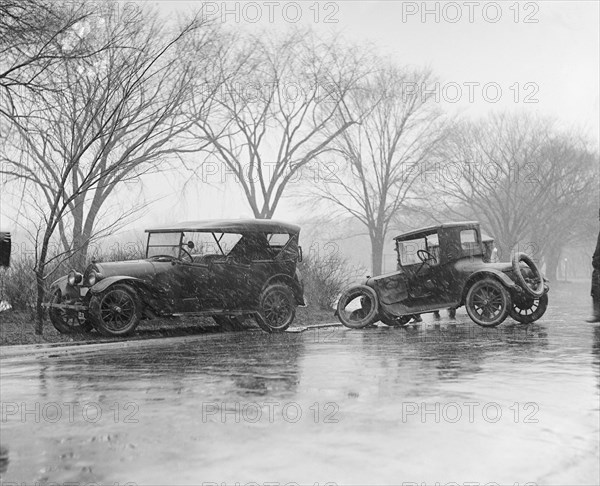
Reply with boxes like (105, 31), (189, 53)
(336, 222), (549, 328)
(45, 220), (305, 336)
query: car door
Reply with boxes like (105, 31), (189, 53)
(208, 258), (251, 309)
(397, 234), (452, 307)
(171, 261), (214, 311)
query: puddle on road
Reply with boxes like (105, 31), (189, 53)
(1, 288), (599, 485)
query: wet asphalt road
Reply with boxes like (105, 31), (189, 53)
(1, 281), (599, 485)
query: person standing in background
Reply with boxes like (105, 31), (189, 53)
(587, 210), (600, 323)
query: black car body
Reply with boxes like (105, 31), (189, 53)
(336, 222), (549, 328)
(46, 219), (305, 335)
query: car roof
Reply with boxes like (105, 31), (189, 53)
(146, 219), (300, 234)
(394, 221), (480, 241)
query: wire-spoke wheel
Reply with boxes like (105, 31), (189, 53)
(465, 278), (510, 327)
(48, 290), (93, 334)
(89, 284), (141, 336)
(509, 292), (548, 324)
(258, 284), (296, 332)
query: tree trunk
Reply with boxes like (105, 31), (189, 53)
(370, 233), (385, 276)
(35, 266), (45, 335)
(545, 246), (561, 282)
(70, 232), (90, 270)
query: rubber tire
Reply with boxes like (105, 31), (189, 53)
(48, 290), (93, 334)
(509, 292), (548, 324)
(258, 284), (296, 332)
(465, 278), (510, 327)
(336, 285), (379, 329)
(512, 252), (544, 298)
(89, 284), (141, 337)
(213, 315), (247, 332)
(379, 313), (411, 327)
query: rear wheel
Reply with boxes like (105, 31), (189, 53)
(48, 290), (93, 334)
(509, 293), (548, 324)
(465, 278), (510, 327)
(89, 284), (141, 336)
(258, 284), (296, 332)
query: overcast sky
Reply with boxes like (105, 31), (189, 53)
(3, 1), (599, 242)
(143, 0), (599, 226)
(160, 0), (599, 134)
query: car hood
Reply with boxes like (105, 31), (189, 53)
(454, 260), (513, 273)
(94, 260), (157, 279)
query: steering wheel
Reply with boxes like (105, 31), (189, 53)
(180, 246), (194, 262)
(417, 249), (437, 266)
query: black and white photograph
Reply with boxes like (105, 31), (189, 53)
(0, 0), (599, 484)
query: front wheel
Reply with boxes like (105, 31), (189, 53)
(509, 293), (548, 324)
(336, 285), (379, 329)
(378, 313), (411, 327)
(48, 290), (93, 334)
(258, 284), (296, 332)
(89, 284), (141, 336)
(465, 278), (510, 327)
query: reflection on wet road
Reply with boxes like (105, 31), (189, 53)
(1, 282), (599, 485)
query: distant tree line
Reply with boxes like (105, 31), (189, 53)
(1, 0), (597, 333)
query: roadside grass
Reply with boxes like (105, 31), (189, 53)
(0, 306), (336, 346)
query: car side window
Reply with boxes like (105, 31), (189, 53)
(229, 234), (274, 261)
(460, 229), (479, 253)
(267, 233), (297, 260)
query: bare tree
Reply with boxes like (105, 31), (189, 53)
(433, 113), (598, 279)
(522, 134), (598, 279)
(312, 66), (445, 275)
(189, 29), (371, 219)
(0, 0), (122, 117)
(1, 7), (219, 333)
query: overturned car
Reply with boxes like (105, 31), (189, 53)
(336, 222), (549, 328)
(45, 220), (305, 336)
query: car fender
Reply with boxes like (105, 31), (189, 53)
(89, 276), (148, 295)
(49, 276), (69, 295)
(263, 274), (305, 305)
(461, 269), (517, 303)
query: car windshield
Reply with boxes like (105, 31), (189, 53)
(147, 232), (182, 258)
(397, 233), (439, 266)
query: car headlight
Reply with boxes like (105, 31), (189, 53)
(68, 270), (83, 286)
(86, 270), (100, 286)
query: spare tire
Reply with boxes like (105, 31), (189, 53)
(511, 252), (544, 298)
(336, 285), (379, 329)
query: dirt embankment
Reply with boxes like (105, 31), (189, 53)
(0, 306), (336, 346)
